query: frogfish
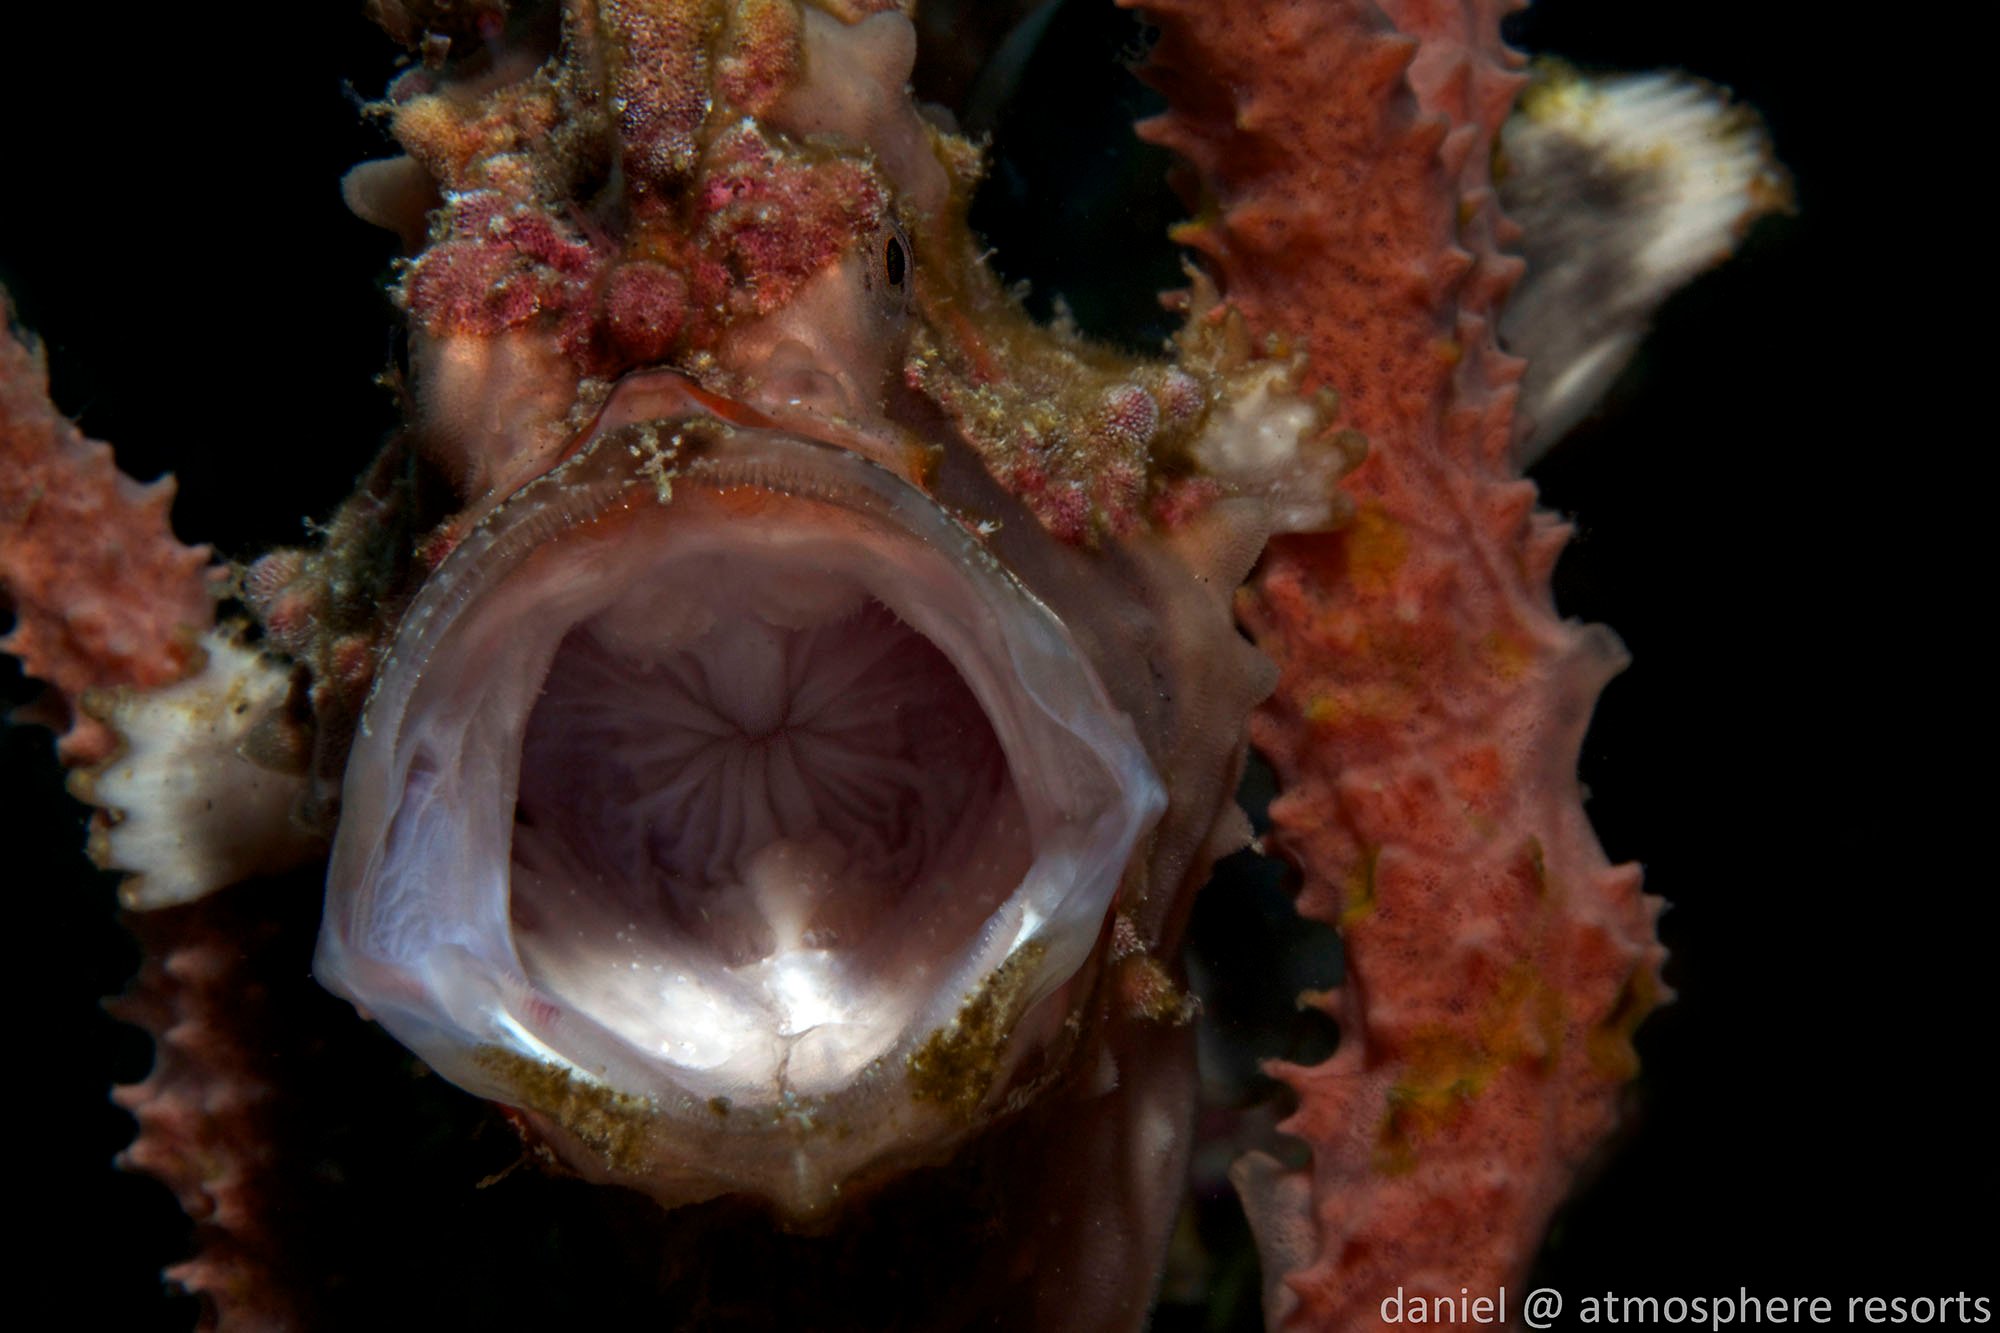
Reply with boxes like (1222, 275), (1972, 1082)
(0, 0), (1780, 1328)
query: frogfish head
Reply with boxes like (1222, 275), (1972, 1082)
(310, 0), (1326, 1258)
(317, 404), (1164, 1218)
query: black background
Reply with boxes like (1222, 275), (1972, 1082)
(4, 2), (1980, 1328)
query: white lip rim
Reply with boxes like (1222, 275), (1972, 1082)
(315, 417), (1164, 1125)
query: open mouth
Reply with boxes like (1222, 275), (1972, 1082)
(509, 540), (1031, 1093)
(316, 408), (1162, 1213)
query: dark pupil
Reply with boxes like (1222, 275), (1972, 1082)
(884, 235), (907, 288)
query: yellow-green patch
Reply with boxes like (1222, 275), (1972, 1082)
(1340, 845), (1381, 927)
(905, 940), (1047, 1120)
(475, 1047), (658, 1173)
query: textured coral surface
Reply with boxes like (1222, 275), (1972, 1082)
(110, 902), (303, 1331)
(0, 324), (215, 762)
(1134, 1), (1665, 1324)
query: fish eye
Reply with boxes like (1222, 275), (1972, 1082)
(884, 228), (908, 291)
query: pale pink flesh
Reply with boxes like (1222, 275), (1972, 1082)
(510, 584), (1031, 1086)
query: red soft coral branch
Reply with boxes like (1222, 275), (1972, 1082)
(112, 901), (310, 1331)
(1127, 2), (1668, 1327)
(4, 304), (291, 1325)
(0, 305), (216, 763)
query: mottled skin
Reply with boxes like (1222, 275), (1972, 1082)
(0, 2), (1669, 1330)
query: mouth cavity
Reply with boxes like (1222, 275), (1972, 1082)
(510, 558), (1030, 1091)
(316, 411), (1161, 1213)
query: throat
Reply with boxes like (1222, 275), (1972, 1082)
(506, 577), (1028, 1092)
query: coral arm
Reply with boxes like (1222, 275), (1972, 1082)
(0, 310), (216, 763)
(2, 309), (281, 1323)
(1129, 2), (1667, 1328)
(111, 902), (305, 1330)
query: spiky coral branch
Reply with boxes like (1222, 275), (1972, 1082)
(2, 300), (296, 1326)
(111, 903), (309, 1331)
(0, 305), (216, 763)
(1127, 2), (1667, 1327)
